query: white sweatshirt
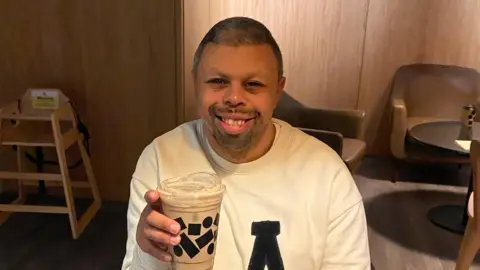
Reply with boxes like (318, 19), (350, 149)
(121, 119), (370, 270)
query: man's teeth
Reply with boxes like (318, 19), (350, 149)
(222, 118), (245, 126)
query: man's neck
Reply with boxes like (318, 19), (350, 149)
(205, 122), (276, 164)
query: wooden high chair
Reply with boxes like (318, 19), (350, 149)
(0, 89), (101, 239)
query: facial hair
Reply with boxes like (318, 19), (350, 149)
(206, 104), (264, 153)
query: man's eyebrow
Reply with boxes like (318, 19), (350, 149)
(206, 68), (229, 78)
(206, 68), (268, 79)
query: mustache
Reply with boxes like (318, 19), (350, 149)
(208, 105), (259, 117)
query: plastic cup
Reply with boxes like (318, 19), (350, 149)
(157, 172), (226, 270)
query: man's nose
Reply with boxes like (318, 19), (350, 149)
(223, 83), (246, 106)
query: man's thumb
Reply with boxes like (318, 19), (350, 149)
(144, 190), (160, 204)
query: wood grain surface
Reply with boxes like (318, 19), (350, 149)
(0, 0), (180, 201)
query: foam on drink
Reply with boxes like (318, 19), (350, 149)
(159, 173), (224, 207)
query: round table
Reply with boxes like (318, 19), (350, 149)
(409, 121), (472, 234)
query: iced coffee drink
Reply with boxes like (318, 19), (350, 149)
(157, 172), (225, 270)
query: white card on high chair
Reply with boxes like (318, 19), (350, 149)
(30, 89), (60, 110)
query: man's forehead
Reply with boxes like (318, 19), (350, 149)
(201, 43), (275, 57)
(199, 43), (278, 74)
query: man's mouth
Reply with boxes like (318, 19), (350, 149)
(220, 117), (248, 126)
(215, 115), (255, 134)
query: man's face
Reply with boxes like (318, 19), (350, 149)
(194, 43), (285, 151)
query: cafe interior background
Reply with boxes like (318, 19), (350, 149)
(1, 0), (480, 269)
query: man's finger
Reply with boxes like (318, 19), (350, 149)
(144, 190), (160, 204)
(145, 210), (181, 235)
(144, 224), (181, 246)
(152, 241), (168, 251)
(139, 238), (172, 262)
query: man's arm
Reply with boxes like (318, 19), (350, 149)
(322, 165), (371, 269)
(121, 176), (149, 270)
(121, 142), (171, 270)
(322, 200), (370, 269)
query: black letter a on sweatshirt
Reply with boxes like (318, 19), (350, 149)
(248, 221), (284, 270)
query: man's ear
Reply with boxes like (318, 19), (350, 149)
(277, 77), (286, 95)
(192, 70), (200, 100)
(273, 77), (286, 103)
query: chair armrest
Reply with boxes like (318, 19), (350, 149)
(391, 98), (408, 159)
(298, 127), (343, 156)
(298, 108), (366, 139)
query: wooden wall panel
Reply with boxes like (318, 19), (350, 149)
(183, 0), (369, 121)
(0, 1), (179, 201)
(81, 0), (179, 201)
(357, 0), (430, 153)
(183, 0), (214, 122)
(422, 0), (480, 69)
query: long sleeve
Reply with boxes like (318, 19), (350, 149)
(121, 143), (171, 270)
(322, 201), (370, 269)
(321, 165), (371, 269)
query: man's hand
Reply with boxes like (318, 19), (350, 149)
(136, 190), (181, 262)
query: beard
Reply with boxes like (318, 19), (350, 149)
(205, 104), (266, 152)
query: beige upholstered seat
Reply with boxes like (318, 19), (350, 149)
(342, 138), (366, 172)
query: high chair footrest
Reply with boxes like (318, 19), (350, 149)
(0, 204), (69, 214)
(0, 172), (62, 181)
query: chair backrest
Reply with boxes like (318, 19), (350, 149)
(391, 64), (480, 120)
(471, 140), (480, 231)
(274, 99), (365, 139)
(273, 91), (304, 123)
(20, 88), (70, 113)
(296, 107), (365, 139)
(298, 127), (343, 156)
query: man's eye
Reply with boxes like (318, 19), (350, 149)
(207, 78), (228, 85)
(245, 81), (264, 88)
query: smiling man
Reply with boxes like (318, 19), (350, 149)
(122, 17), (370, 269)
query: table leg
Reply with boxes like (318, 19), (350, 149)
(427, 170), (473, 234)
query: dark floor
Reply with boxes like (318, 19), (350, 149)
(357, 156), (479, 270)
(0, 193), (128, 270)
(0, 157), (478, 270)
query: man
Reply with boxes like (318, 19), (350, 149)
(122, 16), (370, 269)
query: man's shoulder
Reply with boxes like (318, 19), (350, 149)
(138, 119), (202, 161)
(152, 119), (202, 144)
(275, 119), (361, 213)
(135, 119), (210, 179)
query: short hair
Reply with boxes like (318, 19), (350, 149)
(192, 16), (284, 78)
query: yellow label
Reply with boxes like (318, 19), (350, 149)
(31, 90), (59, 110)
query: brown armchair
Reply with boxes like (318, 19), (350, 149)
(297, 108), (366, 172)
(274, 104), (366, 173)
(390, 64), (480, 180)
